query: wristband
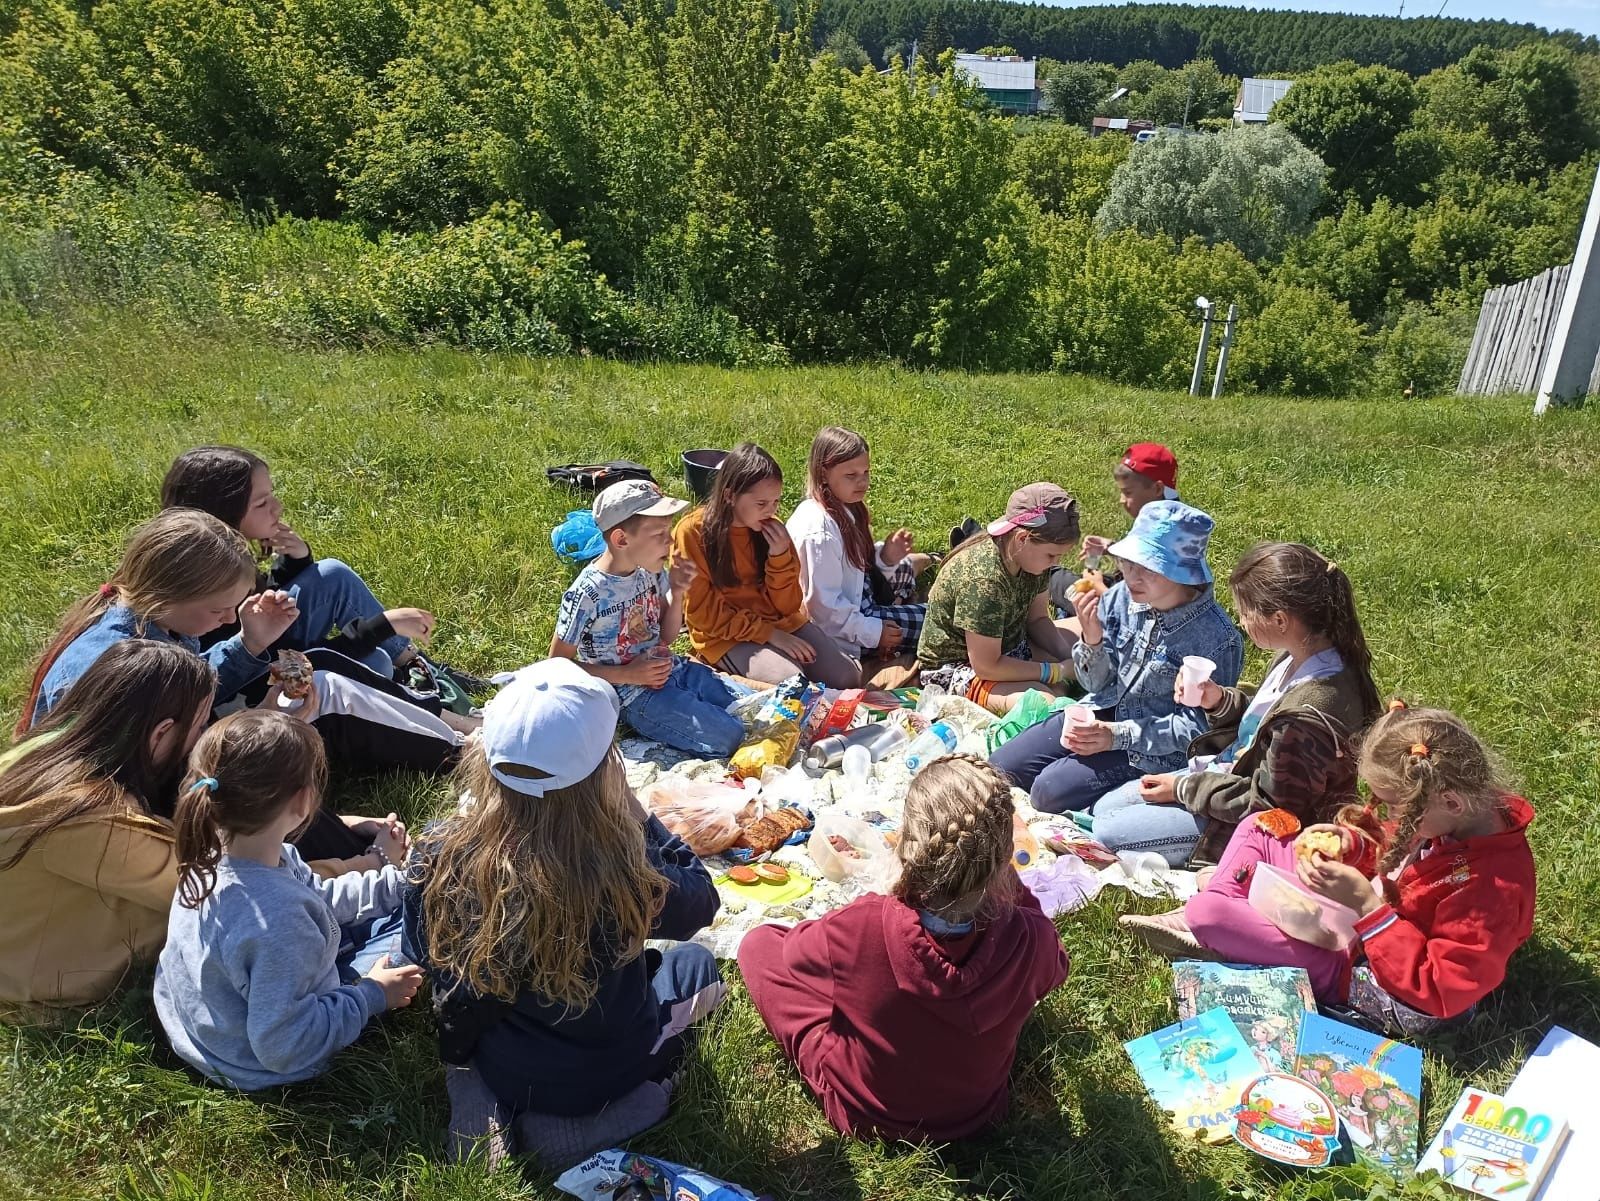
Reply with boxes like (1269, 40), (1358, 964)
(1040, 662), (1051, 684)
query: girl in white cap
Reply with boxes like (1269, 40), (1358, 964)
(402, 657), (725, 1163)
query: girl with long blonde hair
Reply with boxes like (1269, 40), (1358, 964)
(402, 657), (723, 1140)
(739, 754), (1069, 1142)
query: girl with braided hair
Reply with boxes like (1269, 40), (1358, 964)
(1126, 703), (1535, 1037)
(1094, 541), (1380, 867)
(738, 755), (1068, 1141)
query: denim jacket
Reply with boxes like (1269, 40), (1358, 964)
(33, 604), (262, 727)
(1071, 582), (1243, 773)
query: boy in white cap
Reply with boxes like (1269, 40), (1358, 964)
(550, 479), (746, 759)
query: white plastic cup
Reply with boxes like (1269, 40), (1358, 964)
(841, 744), (872, 784)
(1177, 656), (1216, 706)
(1059, 703), (1097, 749)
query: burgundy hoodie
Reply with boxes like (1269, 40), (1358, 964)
(738, 883), (1069, 1141)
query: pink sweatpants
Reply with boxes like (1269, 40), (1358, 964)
(1184, 817), (1349, 1004)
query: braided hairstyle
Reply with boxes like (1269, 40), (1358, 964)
(1228, 542), (1381, 722)
(893, 753), (1018, 924)
(1358, 703), (1507, 876)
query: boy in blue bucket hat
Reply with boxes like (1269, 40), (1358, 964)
(989, 500), (1243, 816)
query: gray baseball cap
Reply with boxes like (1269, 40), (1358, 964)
(592, 479), (689, 532)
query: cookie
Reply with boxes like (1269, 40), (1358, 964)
(1295, 829), (1344, 865)
(269, 648), (314, 700)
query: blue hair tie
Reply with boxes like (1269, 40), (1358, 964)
(190, 777), (219, 795)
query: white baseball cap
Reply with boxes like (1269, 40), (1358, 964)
(592, 479), (689, 532)
(481, 657), (620, 797)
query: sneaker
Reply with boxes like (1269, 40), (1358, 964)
(437, 661), (495, 697)
(1119, 909), (1222, 961)
(949, 516), (982, 549)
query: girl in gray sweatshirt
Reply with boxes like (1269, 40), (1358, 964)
(155, 710), (421, 1090)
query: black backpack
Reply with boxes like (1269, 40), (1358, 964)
(545, 461), (657, 492)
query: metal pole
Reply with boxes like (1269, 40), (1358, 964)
(1536, 158), (1600, 413)
(1211, 304), (1238, 398)
(1189, 302), (1215, 396)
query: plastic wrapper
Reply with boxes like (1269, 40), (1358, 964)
(555, 1150), (763, 1201)
(640, 777), (748, 856)
(1019, 854), (1105, 916)
(985, 688), (1071, 753)
(807, 812), (898, 893)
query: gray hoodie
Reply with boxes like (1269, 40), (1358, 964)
(155, 845), (402, 1090)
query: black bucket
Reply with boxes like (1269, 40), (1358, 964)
(682, 449), (728, 502)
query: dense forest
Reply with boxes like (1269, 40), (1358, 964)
(813, 1), (1597, 77)
(1, 0), (1596, 396)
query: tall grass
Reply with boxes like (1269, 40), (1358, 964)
(1, 320), (1597, 1200)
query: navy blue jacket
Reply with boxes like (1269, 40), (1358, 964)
(402, 816), (719, 1114)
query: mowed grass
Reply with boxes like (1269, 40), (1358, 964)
(1, 319), (1598, 1201)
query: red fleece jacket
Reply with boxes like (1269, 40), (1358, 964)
(1351, 794), (1536, 1019)
(738, 883), (1069, 1142)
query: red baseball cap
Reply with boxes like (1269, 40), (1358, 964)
(1121, 443), (1178, 491)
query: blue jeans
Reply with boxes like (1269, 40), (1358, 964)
(621, 659), (745, 759)
(336, 908), (406, 982)
(287, 559), (410, 677)
(639, 943), (726, 1084)
(1090, 778), (1207, 867)
(988, 711), (1141, 813)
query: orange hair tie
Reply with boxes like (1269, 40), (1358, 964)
(1388, 698), (1407, 712)
(1409, 742), (1430, 758)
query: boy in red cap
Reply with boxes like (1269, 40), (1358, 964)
(1052, 444), (1180, 616)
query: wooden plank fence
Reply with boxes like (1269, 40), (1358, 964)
(1458, 263), (1600, 396)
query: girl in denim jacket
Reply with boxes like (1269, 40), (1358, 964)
(990, 501), (1242, 815)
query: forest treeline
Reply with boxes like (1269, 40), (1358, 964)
(1, 0), (1596, 395)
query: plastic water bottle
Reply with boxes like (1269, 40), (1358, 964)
(902, 721), (958, 773)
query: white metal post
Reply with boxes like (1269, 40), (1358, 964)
(1537, 160), (1600, 413)
(1211, 303), (1238, 398)
(1190, 302), (1215, 396)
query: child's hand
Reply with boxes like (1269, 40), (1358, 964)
(622, 654), (673, 689)
(768, 628), (816, 664)
(881, 528), (915, 566)
(1138, 773), (1179, 804)
(372, 813), (410, 866)
(1174, 676), (1223, 711)
(384, 608), (435, 642)
(262, 676), (322, 724)
(239, 590), (300, 655)
(759, 519), (794, 556)
(667, 552), (698, 594)
(1071, 586), (1103, 645)
(1297, 855), (1382, 917)
(263, 523), (310, 561)
(876, 620), (904, 655)
(366, 955), (423, 1010)
(1080, 535), (1111, 561)
(1064, 718), (1114, 755)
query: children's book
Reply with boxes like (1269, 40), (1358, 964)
(1172, 961), (1317, 1074)
(1125, 1006), (1260, 1143)
(1293, 1012), (1424, 1178)
(1417, 1087), (1569, 1199)
(1502, 1026), (1600, 1201)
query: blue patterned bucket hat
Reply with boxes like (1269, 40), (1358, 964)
(1106, 500), (1215, 586)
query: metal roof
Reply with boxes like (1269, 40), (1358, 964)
(1235, 77), (1294, 121)
(955, 54), (1036, 93)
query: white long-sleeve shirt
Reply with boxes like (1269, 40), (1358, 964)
(787, 498), (892, 659)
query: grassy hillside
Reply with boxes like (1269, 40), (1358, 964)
(1, 321), (1597, 1200)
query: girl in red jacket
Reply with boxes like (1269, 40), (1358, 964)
(738, 755), (1069, 1142)
(1127, 702), (1535, 1037)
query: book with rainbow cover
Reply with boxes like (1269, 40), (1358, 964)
(1292, 1012), (1423, 1177)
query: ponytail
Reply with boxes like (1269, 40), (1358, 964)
(1321, 559), (1381, 722)
(174, 710), (327, 908)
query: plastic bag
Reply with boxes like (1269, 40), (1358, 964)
(984, 688), (1072, 753)
(555, 1149), (762, 1200)
(808, 812), (898, 893)
(551, 510), (606, 565)
(1020, 855), (1105, 916)
(728, 676), (814, 779)
(640, 777), (749, 856)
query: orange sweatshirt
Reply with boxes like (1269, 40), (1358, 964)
(673, 508), (808, 666)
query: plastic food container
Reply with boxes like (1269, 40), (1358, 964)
(1247, 862), (1359, 950)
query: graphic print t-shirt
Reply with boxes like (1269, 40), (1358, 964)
(554, 564), (668, 703)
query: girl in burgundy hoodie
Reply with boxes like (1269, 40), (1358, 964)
(1126, 703), (1535, 1038)
(738, 755), (1069, 1141)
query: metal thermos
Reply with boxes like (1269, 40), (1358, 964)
(803, 723), (903, 774)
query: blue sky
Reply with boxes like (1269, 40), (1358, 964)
(1051, 0), (1600, 38)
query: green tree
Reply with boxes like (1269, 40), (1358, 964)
(1011, 123), (1128, 218)
(1042, 61), (1111, 126)
(821, 27), (870, 72)
(1131, 58), (1234, 128)
(1269, 61), (1420, 204)
(1097, 124), (1327, 261)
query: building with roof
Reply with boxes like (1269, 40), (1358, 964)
(954, 54), (1039, 115)
(1234, 77), (1294, 125)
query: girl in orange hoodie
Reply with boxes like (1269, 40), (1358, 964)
(673, 442), (861, 689)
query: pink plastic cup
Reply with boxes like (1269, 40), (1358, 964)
(1059, 704), (1097, 749)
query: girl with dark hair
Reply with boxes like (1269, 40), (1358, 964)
(1089, 542), (1380, 867)
(0, 640), (215, 1007)
(672, 443), (861, 688)
(161, 446), (434, 679)
(787, 427), (930, 666)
